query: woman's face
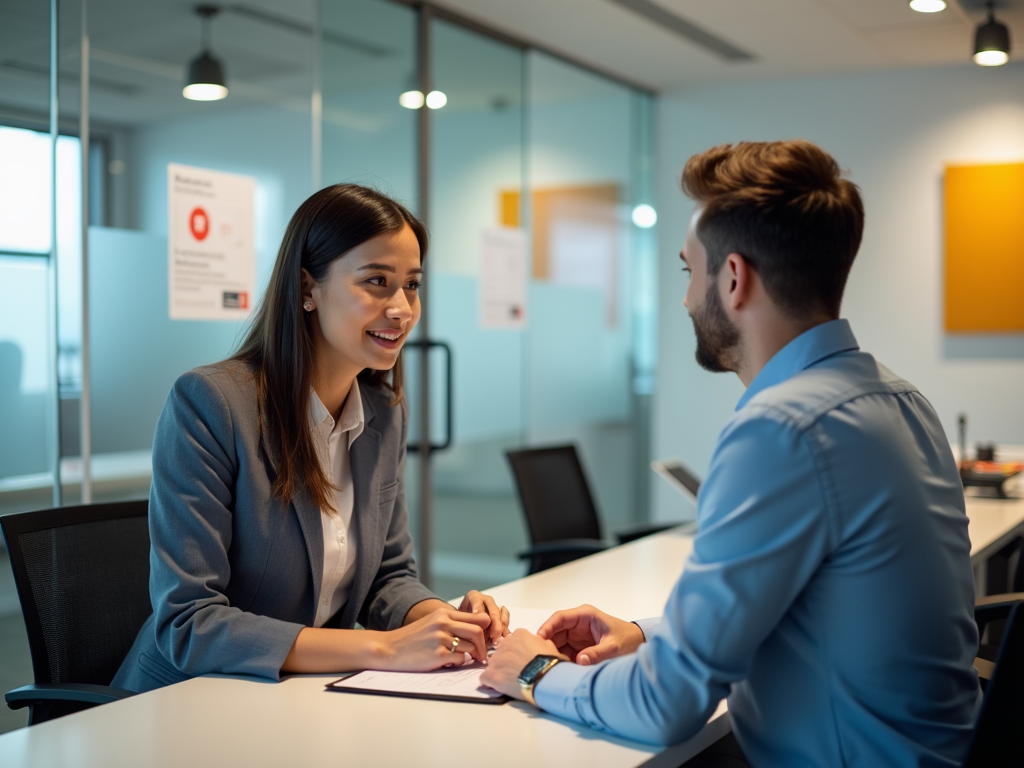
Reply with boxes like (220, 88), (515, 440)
(303, 224), (422, 380)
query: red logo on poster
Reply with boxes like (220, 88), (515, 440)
(239, 292), (249, 309)
(189, 207), (210, 241)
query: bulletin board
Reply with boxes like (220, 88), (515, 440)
(499, 184), (619, 279)
(499, 184), (621, 326)
(944, 162), (1024, 333)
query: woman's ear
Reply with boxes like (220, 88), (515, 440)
(300, 268), (316, 303)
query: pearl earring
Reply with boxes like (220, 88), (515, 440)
(303, 301), (314, 312)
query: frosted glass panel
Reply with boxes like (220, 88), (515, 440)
(525, 53), (634, 432)
(0, 257), (51, 480)
(321, 0), (417, 206)
(88, 227), (245, 453)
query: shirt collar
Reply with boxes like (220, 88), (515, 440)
(308, 379), (365, 447)
(735, 319), (859, 411)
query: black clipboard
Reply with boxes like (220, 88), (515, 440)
(325, 670), (510, 705)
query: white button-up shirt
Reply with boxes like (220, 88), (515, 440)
(308, 380), (364, 628)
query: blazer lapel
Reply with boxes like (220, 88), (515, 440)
(259, 411), (324, 619)
(340, 395), (385, 628)
(292, 486), (324, 618)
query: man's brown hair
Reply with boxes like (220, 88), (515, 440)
(681, 140), (864, 319)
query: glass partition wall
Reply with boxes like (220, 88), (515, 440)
(0, 0), (657, 600)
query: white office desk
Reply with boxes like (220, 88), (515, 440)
(2, 483), (1021, 768)
(965, 486), (1024, 596)
(0, 526), (728, 768)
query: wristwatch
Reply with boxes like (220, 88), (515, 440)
(517, 654), (563, 706)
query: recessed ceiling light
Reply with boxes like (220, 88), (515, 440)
(399, 90), (424, 109)
(631, 204), (657, 228)
(909, 0), (946, 13)
(425, 91), (447, 110)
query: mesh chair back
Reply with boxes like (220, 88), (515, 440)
(964, 602), (1024, 767)
(0, 501), (151, 688)
(506, 445), (602, 544)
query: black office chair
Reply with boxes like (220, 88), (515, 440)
(964, 595), (1024, 767)
(974, 535), (1024, 660)
(506, 445), (677, 574)
(1, 500), (151, 724)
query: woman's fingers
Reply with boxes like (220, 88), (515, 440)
(458, 591), (510, 644)
(446, 618), (488, 661)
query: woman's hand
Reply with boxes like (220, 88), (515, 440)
(377, 606), (492, 671)
(457, 590), (511, 645)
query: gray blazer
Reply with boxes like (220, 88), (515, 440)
(112, 360), (438, 693)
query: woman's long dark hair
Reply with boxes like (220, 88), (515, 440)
(233, 184), (427, 512)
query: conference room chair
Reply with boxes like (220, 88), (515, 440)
(506, 445), (676, 574)
(1, 500), (150, 724)
(964, 596), (1024, 766)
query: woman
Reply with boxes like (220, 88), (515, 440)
(114, 184), (508, 692)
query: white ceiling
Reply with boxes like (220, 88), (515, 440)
(436, 0), (1024, 92)
(0, 0), (1019, 128)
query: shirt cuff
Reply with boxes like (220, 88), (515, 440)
(633, 616), (662, 641)
(533, 661), (590, 724)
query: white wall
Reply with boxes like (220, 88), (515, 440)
(652, 62), (1024, 523)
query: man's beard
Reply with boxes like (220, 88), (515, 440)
(692, 280), (740, 373)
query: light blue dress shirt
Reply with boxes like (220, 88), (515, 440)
(535, 320), (979, 767)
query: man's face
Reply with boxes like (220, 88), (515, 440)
(681, 209), (740, 373)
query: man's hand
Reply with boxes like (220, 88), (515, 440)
(479, 629), (564, 703)
(537, 604), (645, 666)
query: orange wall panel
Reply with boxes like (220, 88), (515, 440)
(944, 162), (1024, 333)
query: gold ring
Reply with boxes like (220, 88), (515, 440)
(450, 636), (460, 653)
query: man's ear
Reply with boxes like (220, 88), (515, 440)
(722, 252), (753, 311)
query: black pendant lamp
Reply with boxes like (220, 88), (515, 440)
(974, 3), (1011, 67)
(184, 5), (229, 100)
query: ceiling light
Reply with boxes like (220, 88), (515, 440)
(909, 0), (946, 12)
(425, 91), (447, 109)
(631, 204), (657, 228)
(973, 3), (1011, 67)
(399, 90), (424, 109)
(398, 90), (447, 109)
(184, 5), (228, 101)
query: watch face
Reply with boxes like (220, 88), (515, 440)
(519, 655), (557, 684)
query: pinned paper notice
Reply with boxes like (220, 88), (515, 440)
(168, 163), (255, 321)
(479, 227), (527, 329)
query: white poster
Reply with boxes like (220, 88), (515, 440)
(168, 163), (255, 321)
(479, 227), (527, 329)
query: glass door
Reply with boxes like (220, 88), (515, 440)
(317, 2), (656, 599)
(425, 18), (528, 598)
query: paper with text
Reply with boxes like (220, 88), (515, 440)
(329, 606), (559, 700)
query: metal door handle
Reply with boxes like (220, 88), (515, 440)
(404, 339), (452, 453)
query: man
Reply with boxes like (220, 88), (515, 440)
(481, 140), (979, 767)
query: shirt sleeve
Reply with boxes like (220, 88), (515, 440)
(633, 617), (662, 641)
(531, 410), (834, 745)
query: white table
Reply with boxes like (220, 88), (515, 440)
(965, 481), (1024, 596)
(2, 477), (1020, 768)
(0, 526), (728, 768)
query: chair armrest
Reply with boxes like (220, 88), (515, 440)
(5, 683), (135, 711)
(516, 539), (608, 561)
(974, 592), (1024, 631)
(615, 523), (683, 545)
